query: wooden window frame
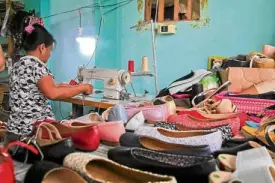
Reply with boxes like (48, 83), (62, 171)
(144, 0), (197, 22)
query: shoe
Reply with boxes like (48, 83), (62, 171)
(98, 121), (126, 146)
(108, 146), (216, 183)
(178, 109), (247, 127)
(12, 123), (75, 164)
(168, 114), (240, 135)
(67, 121), (126, 146)
(125, 103), (171, 124)
(153, 95), (177, 115)
(49, 122), (100, 151)
(24, 161), (87, 183)
(154, 121), (179, 131)
(64, 152), (176, 183)
(241, 120), (275, 151)
(135, 126), (222, 152)
(209, 171), (233, 183)
(168, 69), (212, 95)
(218, 147), (275, 172)
(102, 104), (128, 123)
(0, 141), (38, 183)
(120, 132), (211, 156)
(89, 112), (104, 122)
(222, 136), (258, 148)
(213, 141), (274, 158)
(125, 111), (145, 132)
(262, 45), (275, 58)
(154, 121), (233, 141)
(210, 166), (275, 183)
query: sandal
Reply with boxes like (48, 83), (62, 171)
(242, 120), (275, 149)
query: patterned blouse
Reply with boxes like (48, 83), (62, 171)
(8, 56), (55, 135)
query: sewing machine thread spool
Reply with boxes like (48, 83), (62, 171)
(128, 60), (135, 72)
(141, 56), (149, 72)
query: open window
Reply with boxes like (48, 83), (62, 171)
(145, 0), (200, 22)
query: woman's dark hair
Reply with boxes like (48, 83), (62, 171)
(22, 24), (55, 52)
(9, 10), (55, 52)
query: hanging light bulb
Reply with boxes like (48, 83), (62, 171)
(76, 10), (96, 57)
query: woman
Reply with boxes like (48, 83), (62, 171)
(7, 14), (93, 142)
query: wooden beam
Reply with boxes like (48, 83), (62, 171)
(173, 0), (179, 21)
(145, 0), (152, 21)
(186, 0), (193, 20)
(158, 0), (165, 22)
(6, 0), (14, 57)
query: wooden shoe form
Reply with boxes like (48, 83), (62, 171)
(88, 113), (104, 122)
(218, 145), (275, 172)
(209, 171), (233, 183)
(43, 168), (87, 183)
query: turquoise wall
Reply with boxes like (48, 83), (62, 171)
(35, 0), (275, 119)
(46, 0), (121, 119)
(118, 0), (275, 94)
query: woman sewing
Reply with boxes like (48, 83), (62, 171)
(6, 11), (93, 143)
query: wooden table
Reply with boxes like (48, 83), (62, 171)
(61, 94), (154, 118)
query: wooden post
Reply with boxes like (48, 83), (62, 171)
(173, 0), (180, 21)
(158, 0), (165, 22)
(186, 0), (193, 20)
(145, 0), (152, 21)
(6, 0), (14, 57)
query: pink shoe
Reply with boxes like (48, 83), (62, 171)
(168, 114), (240, 135)
(62, 120), (125, 146)
(125, 103), (171, 123)
(98, 121), (126, 146)
(262, 45), (275, 58)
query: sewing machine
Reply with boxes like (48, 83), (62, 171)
(77, 67), (132, 100)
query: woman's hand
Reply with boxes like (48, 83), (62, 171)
(80, 84), (93, 95)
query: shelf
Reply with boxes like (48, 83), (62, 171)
(131, 72), (154, 77)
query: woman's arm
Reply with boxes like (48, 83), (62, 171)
(0, 44), (6, 72)
(38, 75), (93, 100)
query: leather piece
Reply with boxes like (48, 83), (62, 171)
(108, 146), (216, 183)
(227, 67), (275, 92)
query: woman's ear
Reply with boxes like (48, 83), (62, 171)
(39, 43), (46, 54)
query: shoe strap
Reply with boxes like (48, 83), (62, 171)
(5, 141), (38, 155)
(236, 147), (273, 171)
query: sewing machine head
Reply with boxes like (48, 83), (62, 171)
(77, 66), (131, 100)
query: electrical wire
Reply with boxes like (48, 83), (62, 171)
(72, 0), (134, 81)
(42, 0), (133, 19)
